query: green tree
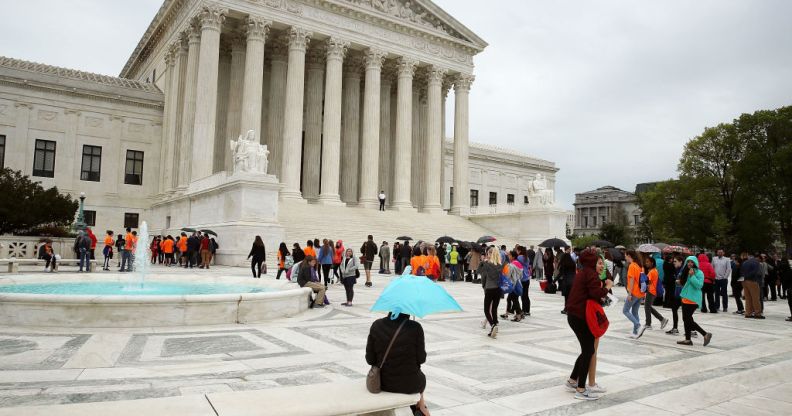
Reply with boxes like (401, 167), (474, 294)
(598, 206), (633, 246)
(572, 234), (599, 249)
(0, 168), (78, 235)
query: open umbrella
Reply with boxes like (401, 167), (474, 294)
(371, 273), (463, 318)
(654, 243), (669, 250)
(607, 247), (625, 262)
(200, 229), (218, 237)
(396, 236), (413, 241)
(591, 239), (614, 248)
(539, 238), (569, 248)
(477, 235), (497, 244)
(637, 243), (661, 253)
(662, 245), (691, 255)
(180, 227), (196, 232)
(436, 236), (456, 244)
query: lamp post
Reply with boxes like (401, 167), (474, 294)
(74, 192), (87, 232)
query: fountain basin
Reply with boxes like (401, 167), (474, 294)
(0, 275), (311, 327)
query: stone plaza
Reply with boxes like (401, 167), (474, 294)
(1, 267), (791, 415)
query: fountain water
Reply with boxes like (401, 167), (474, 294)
(132, 221), (150, 287)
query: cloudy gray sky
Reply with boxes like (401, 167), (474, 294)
(2, 0), (791, 208)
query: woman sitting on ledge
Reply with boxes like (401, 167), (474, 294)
(366, 313), (430, 415)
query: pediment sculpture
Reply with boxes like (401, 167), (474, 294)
(231, 130), (269, 174)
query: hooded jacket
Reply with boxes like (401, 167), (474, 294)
(333, 241), (344, 264)
(565, 249), (609, 319)
(697, 254), (716, 284)
(652, 253), (665, 281)
(681, 256), (704, 307)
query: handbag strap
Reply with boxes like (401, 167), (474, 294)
(379, 320), (407, 368)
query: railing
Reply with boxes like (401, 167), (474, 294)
(0, 236), (77, 259)
(466, 203), (521, 216)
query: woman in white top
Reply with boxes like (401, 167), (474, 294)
(339, 248), (359, 306)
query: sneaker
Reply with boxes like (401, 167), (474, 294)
(626, 332), (637, 339)
(785, 317), (792, 322)
(511, 315), (523, 322)
(480, 319), (487, 329)
(703, 333), (713, 347)
(574, 389), (601, 401)
(587, 383), (607, 394)
(660, 318), (669, 330)
(500, 313), (510, 319)
(489, 325), (498, 339)
(755, 315), (766, 319)
(564, 379), (577, 392)
(635, 326), (647, 340)
(644, 325), (653, 331)
(734, 310), (744, 315)
(666, 328), (679, 335)
(677, 339), (693, 346)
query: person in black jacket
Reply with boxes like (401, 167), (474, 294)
(186, 233), (200, 268)
(296, 255), (326, 308)
(292, 243), (305, 263)
(400, 242), (412, 273)
(247, 236), (266, 278)
(366, 313), (429, 415)
(360, 235), (378, 287)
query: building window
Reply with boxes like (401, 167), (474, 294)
(602, 216), (606, 224)
(33, 139), (56, 178)
(124, 213), (139, 229)
(489, 192), (497, 205)
(524, 196), (529, 204)
(584, 216), (589, 228)
(80, 145), (102, 182)
(470, 189), (479, 207)
(507, 194), (515, 204)
(165, 215), (171, 229)
(449, 186), (454, 207)
(0, 135), (5, 168)
(634, 215), (640, 225)
(593, 216), (598, 227)
(84, 210), (96, 227)
(124, 150), (144, 185)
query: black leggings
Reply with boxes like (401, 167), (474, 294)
(787, 288), (792, 316)
(276, 267), (285, 280)
(669, 296), (680, 329)
(344, 280), (355, 302)
(332, 263), (340, 279)
(732, 281), (744, 312)
(568, 314), (595, 389)
(484, 288), (501, 326)
(251, 258), (264, 278)
(506, 292), (522, 315)
(322, 264), (332, 285)
(521, 281), (531, 314)
(682, 303), (706, 340)
(702, 283), (715, 312)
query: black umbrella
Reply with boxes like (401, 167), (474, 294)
(539, 238), (569, 248)
(180, 227), (196, 232)
(396, 236), (413, 241)
(457, 241), (473, 249)
(436, 236), (456, 244)
(477, 235), (497, 244)
(607, 247), (625, 262)
(200, 229), (218, 237)
(591, 239), (614, 248)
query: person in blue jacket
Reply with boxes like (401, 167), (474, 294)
(678, 255), (713, 346)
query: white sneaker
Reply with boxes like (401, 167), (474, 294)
(564, 379), (577, 392)
(574, 388), (601, 400)
(489, 325), (498, 339)
(661, 317), (670, 330)
(635, 326), (647, 339)
(480, 319), (487, 329)
(587, 383), (607, 393)
(626, 332), (637, 339)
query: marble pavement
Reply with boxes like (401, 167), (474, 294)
(1, 266), (791, 415)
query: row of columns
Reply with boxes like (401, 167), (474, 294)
(159, 5), (473, 213)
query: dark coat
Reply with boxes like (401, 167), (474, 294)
(296, 262), (314, 287)
(366, 314), (426, 395)
(565, 250), (609, 319)
(361, 240), (378, 261)
(248, 244), (266, 261)
(187, 236), (200, 251)
(400, 244), (412, 259)
(292, 247), (305, 263)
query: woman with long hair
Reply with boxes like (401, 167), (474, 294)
(643, 256), (669, 330)
(276, 243), (290, 280)
(558, 251), (577, 314)
(479, 247), (503, 338)
(247, 236), (266, 278)
(339, 248), (359, 306)
(333, 240), (344, 282)
(505, 250), (524, 322)
(622, 250), (645, 339)
(318, 239), (334, 287)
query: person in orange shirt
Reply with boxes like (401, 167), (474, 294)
(303, 240), (317, 273)
(622, 250), (645, 339)
(177, 233), (188, 267)
(102, 230), (114, 271)
(161, 236), (175, 267)
(410, 245), (427, 275)
(643, 256), (669, 330)
(121, 227), (134, 272)
(424, 246), (441, 281)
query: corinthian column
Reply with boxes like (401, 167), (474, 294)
(160, 44), (182, 194)
(378, 63), (395, 201)
(340, 54), (362, 204)
(266, 38), (288, 177)
(279, 27), (312, 200)
(317, 38), (349, 205)
(302, 45), (325, 200)
(190, 5), (227, 182)
(390, 57), (417, 211)
(239, 16), (271, 137)
(177, 25), (200, 189)
(358, 48), (386, 208)
(421, 66), (446, 213)
(224, 33), (245, 171)
(450, 74), (474, 215)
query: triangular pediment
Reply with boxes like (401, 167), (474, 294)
(338, 0), (487, 49)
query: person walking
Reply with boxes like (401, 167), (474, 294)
(479, 246), (502, 338)
(85, 227), (98, 260)
(378, 190), (386, 211)
(318, 239), (334, 286)
(564, 248), (612, 400)
(292, 243), (305, 264)
(339, 248), (359, 306)
(665, 255), (685, 336)
(276, 243), (290, 280)
(379, 241), (391, 274)
(677, 256), (713, 346)
(622, 250), (645, 339)
(643, 256), (669, 330)
(332, 240), (344, 282)
(361, 235), (378, 287)
(102, 231), (114, 271)
(505, 250), (524, 322)
(741, 253), (764, 319)
(121, 227), (134, 272)
(698, 253), (716, 313)
(712, 249), (731, 312)
(247, 236), (266, 278)
(296, 255), (327, 308)
(448, 245), (460, 281)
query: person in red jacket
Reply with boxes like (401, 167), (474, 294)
(698, 253), (717, 313)
(564, 248), (612, 401)
(86, 227), (98, 260)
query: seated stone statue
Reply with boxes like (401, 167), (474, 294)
(529, 173), (555, 206)
(231, 130), (269, 174)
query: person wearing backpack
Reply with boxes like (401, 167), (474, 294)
(642, 256), (669, 331)
(622, 250), (645, 339)
(504, 250), (525, 322)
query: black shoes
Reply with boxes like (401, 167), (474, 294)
(677, 339), (693, 345)
(703, 333), (713, 347)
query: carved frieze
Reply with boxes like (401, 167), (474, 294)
(37, 110), (57, 121)
(85, 116), (104, 128)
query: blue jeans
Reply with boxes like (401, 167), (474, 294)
(714, 279), (729, 311)
(78, 248), (90, 271)
(121, 250), (132, 271)
(623, 295), (642, 334)
(450, 264), (459, 281)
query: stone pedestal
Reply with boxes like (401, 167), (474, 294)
(466, 204), (568, 247)
(148, 172), (284, 267)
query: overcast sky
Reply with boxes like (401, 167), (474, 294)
(2, 0), (791, 208)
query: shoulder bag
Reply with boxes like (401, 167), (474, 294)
(366, 320), (407, 393)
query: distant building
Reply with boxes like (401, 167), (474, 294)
(573, 186), (642, 236)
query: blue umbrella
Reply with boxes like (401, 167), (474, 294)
(371, 271), (463, 319)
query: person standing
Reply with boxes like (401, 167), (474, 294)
(533, 248), (544, 279)
(393, 242), (402, 275)
(199, 233), (211, 269)
(247, 236), (266, 278)
(339, 248), (359, 306)
(102, 231), (114, 271)
(741, 253), (764, 319)
(622, 250), (645, 339)
(448, 245), (460, 281)
(505, 250), (524, 322)
(121, 227), (134, 272)
(86, 227), (98, 260)
(332, 240), (344, 281)
(468, 247), (482, 283)
(779, 255), (792, 321)
(378, 190), (386, 211)
(115, 233), (125, 268)
(400, 241), (412, 274)
(665, 255), (685, 335)
(479, 246), (503, 338)
(677, 256), (713, 346)
(662, 253), (677, 308)
(177, 233), (188, 267)
(379, 241), (391, 274)
(558, 251), (577, 314)
(318, 239), (334, 286)
(517, 246), (532, 317)
(697, 253), (716, 313)
(361, 235), (378, 287)
(424, 246), (441, 281)
(712, 249), (731, 312)
(730, 254), (744, 314)
(161, 236), (175, 266)
(276, 243), (290, 280)
(150, 236), (160, 265)
(292, 243), (305, 264)
(642, 256), (669, 330)
(73, 231), (91, 272)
